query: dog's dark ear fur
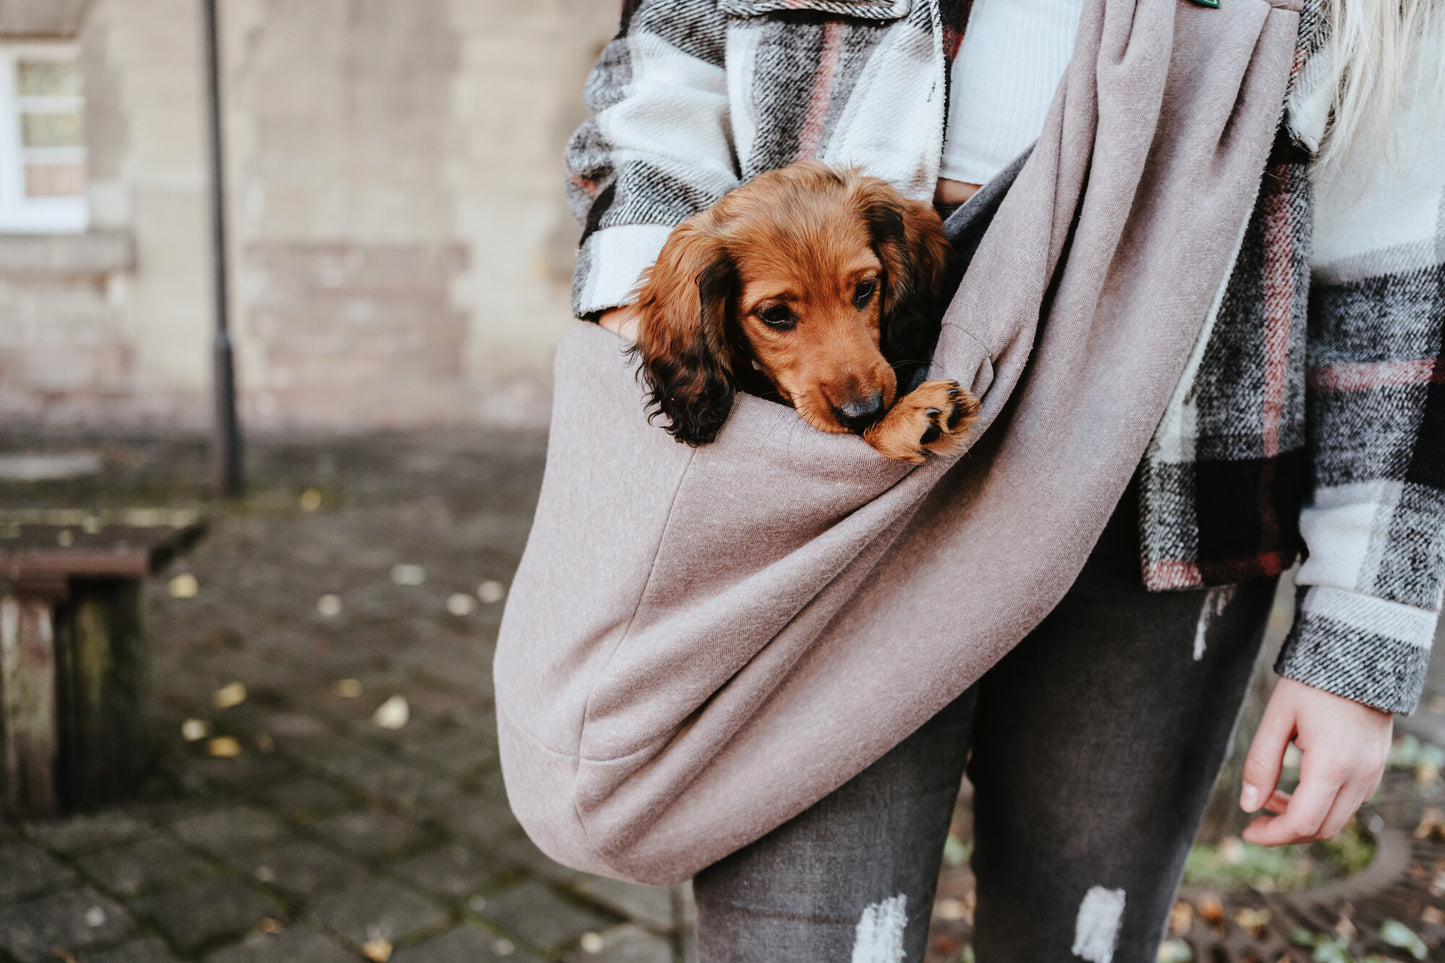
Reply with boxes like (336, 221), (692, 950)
(855, 179), (952, 376)
(631, 220), (739, 446)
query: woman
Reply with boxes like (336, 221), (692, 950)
(562, 0), (1444, 958)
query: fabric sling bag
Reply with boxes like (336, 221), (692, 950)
(494, 0), (1303, 884)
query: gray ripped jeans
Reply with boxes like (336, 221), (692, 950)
(692, 487), (1278, 962)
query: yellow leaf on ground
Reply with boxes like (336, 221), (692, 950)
(214, 682), (247, 709)
(169, 573), (198, 598)
(333, 678), (363, 699)
(208, 736), (242, 757)
(362, 939), (393, 962)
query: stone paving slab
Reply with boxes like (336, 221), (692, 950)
(478, 881), (615, 956)
(0, 431), (1440, 963)
(0, 887), (135, 963)
(570, 925), (676, 963)
(85, 936), (185, 963)
(0, 841), (80, 901)
(202, 926), (356, 963)
(226, 840), (371, 900)
(309, 877), (450, 947)
(131, 877), (283, 954)
(390, 923), (545, 963)
(73, 835), (213, 897)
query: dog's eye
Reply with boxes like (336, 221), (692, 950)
(758, 304), (796, 330)
(853, 279), (877, 308)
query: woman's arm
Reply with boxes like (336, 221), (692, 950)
(566, 0), (738, 320)
(1237, 46), (1445, 844)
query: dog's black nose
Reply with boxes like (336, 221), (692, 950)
(834, 392), (887, 432)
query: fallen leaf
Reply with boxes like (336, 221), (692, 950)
(477, 579), (507, 604)
(362, 939), (393, 962)
(446, 592), (476, 616)
(938, 898), (971, 923)
(391, 564), (426, 586)
(1233, 907), (1270, 935)
(258, 918), (283, 935)
(1415, 807), (1444, 840)
(1196, 895), (1225, 924)
(372, 695), (409, 730)
(214, 682), (247, 709)
(208, 736), (242, 757)
(1379, 919), (1428, 960)
(181, 718), (209, 742)
(316, 594), (343, 617)
(169, 573), (199, 599)
(333, 678), (363, 698)
(299, 488), (322, 512)
(1168, 900), (1193, 936)
(1156, 938), (1192, 963)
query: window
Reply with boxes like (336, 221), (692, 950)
(0, 45), (86, 233)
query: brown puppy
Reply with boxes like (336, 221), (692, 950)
(630, 161), (979, 463)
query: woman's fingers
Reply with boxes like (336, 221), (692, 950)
(1242, 755), (1343, 845)
(1240, 687), (1294, 813)
(1318, 780), (1371, 841)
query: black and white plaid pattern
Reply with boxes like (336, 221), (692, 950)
(564, 0), (1444, 713)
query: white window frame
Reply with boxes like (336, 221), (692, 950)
(0, 44), (88, 234)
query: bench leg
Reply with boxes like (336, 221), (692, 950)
(1, 594), (60, 817)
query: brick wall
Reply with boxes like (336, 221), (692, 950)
(0, 0), (617, 430)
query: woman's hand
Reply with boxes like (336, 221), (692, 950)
(1239, 676), (1393, 845)
(597, 306), (639, 342)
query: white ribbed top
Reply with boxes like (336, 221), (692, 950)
(940, 0), (1086, 186)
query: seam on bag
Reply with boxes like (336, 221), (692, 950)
(938, 322), (993, 362)
(575, 444), (698, 756)
(566, 447), (696, 873)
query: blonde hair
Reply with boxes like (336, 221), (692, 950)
(1317, 0), (1444, 169)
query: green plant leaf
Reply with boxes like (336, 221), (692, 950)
(1379, 920), (1428, 960)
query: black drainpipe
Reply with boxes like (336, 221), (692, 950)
(201, 0), (243, 495)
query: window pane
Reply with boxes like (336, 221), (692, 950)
(21, 111), (83, 148)
(24, 162), (85, 198)
(17, 59), (81, 97)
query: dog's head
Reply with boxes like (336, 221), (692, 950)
(630, 162), (952, 446)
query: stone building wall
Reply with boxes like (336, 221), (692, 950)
(0, 0), (617, 430)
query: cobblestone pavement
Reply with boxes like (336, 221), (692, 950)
(1, 431), (1442, 963)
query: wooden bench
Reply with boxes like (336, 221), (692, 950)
(0, 511), (204, 818)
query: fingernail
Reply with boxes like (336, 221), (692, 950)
(1240, 784), (1259, 811)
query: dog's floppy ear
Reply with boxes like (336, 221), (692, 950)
(630, 220), (739, 446)
(855, 178), (952, 371)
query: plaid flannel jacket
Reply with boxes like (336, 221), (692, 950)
(564, 0), (1445, 713)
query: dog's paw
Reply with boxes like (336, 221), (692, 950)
(863, 380), (980, 463)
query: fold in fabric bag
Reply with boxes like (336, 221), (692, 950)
(496, 0), (1303, 884)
